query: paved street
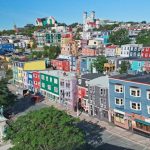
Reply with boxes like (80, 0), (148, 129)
(4, 84), (150, 150)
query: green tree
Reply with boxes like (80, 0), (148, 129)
(93, 56), (108, 73)
(5, 107), (86, 150)
(119, 61), (130, 74)
(136, 30), (150, 46)
(109, 29), (130, 46)
(0, 79), (16, 108)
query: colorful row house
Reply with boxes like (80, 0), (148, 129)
(77, 73), (102, 113)
(141, 47), (150, 58)
(58, 55), (77, 72)
(81, 47), (97, 56)
(88, 75), (110, 121)
(109, 74), (150, 135)
(79, 56), (97, 75)
(61, 40), (78, 56)
(40, 70), (77, 109)
(51, 58), (70, 72)
(12, 60), (46, 93)
(130, 58), (150, 73)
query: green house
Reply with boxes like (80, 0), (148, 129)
(40, 72), (59, 102)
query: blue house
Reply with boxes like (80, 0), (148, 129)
(109, 74), (150, 135)
(27, 72), (34, 92)
(80, 56), (97, 75)
(0, 43), (15, 53)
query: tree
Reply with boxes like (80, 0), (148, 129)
(5, 107), (86, 150)
(136, 30), (150, 46)
(93, 56), (108, 73)
(119, 61), (130, 74)
(141, 21), (146, 24)
(0, 79), (16, 108)
(109, 29), (130, 46)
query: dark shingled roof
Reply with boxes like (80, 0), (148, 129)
(110, 73), (150, 84)
(81, 73), (104, 80)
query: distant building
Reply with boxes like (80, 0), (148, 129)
(120, 44), (143, 57)
(36, 16), (57, 27)
(51, 58), (70, 72)
(141, 47), (150, 58)
(79, 56), (97, 75)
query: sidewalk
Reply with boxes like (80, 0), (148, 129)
(42, 99), (150, 149)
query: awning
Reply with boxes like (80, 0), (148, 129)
(114, 109), (125, 115)
(135, 119), (150, 126)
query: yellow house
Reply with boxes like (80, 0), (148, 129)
(23, 60), (46, 71)
(104, 63), (115, 73)
(5, 56), (11, 62)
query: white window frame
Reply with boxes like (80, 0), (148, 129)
(48, 85), (51, 90)
(147, 106), (150, 114)
(54, 78), (58, 84)
(41, 75), (44, 80)
(46, 76), (48, 81)
(115, 98), (124, 105)
(50, 77), (52, 82)
(42, 83), (45, 88)
(147, 91), (150, 100)
(130, 88), (141, 97)
(130, 101), (141, 110)
(115, 84), (123, 93)
(54, 87), (58, 93)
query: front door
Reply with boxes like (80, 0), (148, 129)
(128, 120), (132, 130)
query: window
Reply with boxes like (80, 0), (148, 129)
(48, 85), (51, 90)
(130, 88), (141, 97)
(50, 77), (52, 82)
(147, 91), (150, 100)
(115, 98), (123, 105)
(54, 87), (58, 93)
(78, 79), (81, 85)
(66, 82), (70, 88)
(42, 83), (45, 88)
(46, 76), (48, 81)
(147, 106), (150, 114)
(130, 102), (141, 110)
(85, 80), (88, 87)
(54, 78), (58, 84)
(115, 84), (123, 93)
(60, 81), (64, 86)
(41, 75), (44, 80)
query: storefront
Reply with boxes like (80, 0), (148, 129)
(132, 119), (150, 135)
(113, 109), (129, 129)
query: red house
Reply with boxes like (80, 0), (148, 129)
(141, 47), (150, 58)
(32, 71), (40, 92)
(51, 59), (70, 72)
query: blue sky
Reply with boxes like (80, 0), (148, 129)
(0, 0), (150, 30)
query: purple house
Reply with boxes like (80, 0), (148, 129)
(59, 71), (78, 110)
